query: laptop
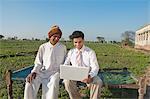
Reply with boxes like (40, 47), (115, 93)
(60, 64), (90, 81)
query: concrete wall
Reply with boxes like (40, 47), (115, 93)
(135, 24), (150, 51)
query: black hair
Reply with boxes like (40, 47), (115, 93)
(69, 31), (84, 40)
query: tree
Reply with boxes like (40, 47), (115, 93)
(121, 31), (135, 46)
(7, 36), (18, 40)
(96, 36), (105, 43)
(0, 35), (4, 39)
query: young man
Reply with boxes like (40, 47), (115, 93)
(24, 25), (66, 99)
(63, 31), (103, 99)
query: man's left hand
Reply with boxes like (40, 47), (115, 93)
(82, 75), (93, 83)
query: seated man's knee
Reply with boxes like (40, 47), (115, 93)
(51, 73), (60, 83)
(98, 79), (103, 87)
(93, 76), (103, 86)
(63, 80), (71, 86)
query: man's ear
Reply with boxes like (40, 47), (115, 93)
(48, 33), (51, 39)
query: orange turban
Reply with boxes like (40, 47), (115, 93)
(48, 25), (62, 38)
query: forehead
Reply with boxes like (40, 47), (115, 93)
(51, 33), (61, 37)
(73, 37), (83, 42)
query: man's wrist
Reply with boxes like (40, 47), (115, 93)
(88, 75), (91, 78)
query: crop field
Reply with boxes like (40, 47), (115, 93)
(0, 40), (150, 98)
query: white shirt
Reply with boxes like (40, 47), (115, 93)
(31, 41), (67, 78)
(64, 45), (99, 78)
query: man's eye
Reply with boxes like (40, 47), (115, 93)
(54, 36), (60, 38)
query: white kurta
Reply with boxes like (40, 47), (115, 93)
(24, 41), (66, 99)
(32, 42), (66, 78)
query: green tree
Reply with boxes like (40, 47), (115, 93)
(96, 36), (105, 43)
(0, 35), (4, 39)
(121, 31), (135, 46)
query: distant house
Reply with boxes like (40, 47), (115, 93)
(135, 24), (150, 51)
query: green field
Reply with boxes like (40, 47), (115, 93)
(0, 40), (150, 98)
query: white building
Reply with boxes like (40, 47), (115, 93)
(135, 24), (150, 51)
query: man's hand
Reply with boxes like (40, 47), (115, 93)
(81, 75), (93, 84)
(26, 72), (36, 83)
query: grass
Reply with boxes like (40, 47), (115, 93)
(0, 40), (149, 98)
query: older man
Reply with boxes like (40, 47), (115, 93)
(24, 25), (66, 99)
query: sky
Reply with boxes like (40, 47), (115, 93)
(0, 0), (150, 41)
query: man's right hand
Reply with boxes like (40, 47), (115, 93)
(26, 72), (36, 83)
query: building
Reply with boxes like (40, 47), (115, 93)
(135, 24), (150, 51)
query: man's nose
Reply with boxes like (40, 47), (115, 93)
(77, 43), (80, 46)
(55, 37), (60, 40)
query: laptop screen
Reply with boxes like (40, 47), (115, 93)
(60, 64), (90, 81)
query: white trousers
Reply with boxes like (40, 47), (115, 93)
(24, 72), (60, 99)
